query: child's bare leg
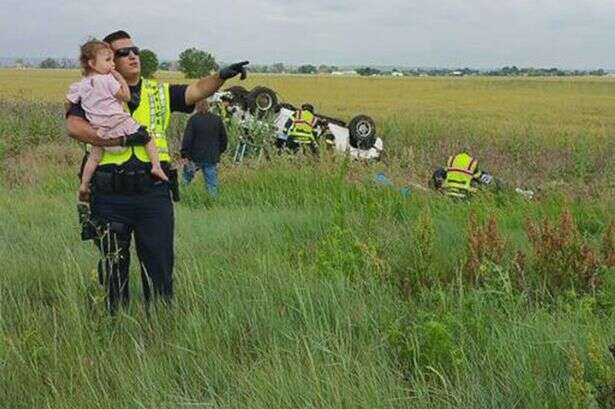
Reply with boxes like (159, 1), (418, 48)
(80, 147), (103, 201)
(145, 138), (169, 181)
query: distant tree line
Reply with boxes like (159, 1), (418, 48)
(232, 63), (342, 74)
(38, 58), (78, 69)
(33, 52), (344, 77)
(483, 66), (606, 77)
(32, 52), (610, 78)
(402, 67), (479, 77)
(401, 66), (607, 77)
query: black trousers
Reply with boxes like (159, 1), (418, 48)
(91, 182), (174, 312)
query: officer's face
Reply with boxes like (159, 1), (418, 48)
(110, 38), (141, 79)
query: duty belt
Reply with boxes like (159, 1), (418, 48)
(92, 169), (158, 195)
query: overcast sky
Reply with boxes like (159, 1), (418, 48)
(1, 0), (614, 68)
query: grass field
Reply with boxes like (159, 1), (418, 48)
(1, 69), (614, 408)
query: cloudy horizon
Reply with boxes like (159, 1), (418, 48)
(1, 0), (614, 69)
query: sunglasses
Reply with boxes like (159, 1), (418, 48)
(114, 47), (140, 58)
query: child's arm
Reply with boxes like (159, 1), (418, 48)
(110, 69), (131, 102)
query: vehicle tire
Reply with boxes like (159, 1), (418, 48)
(247, 87), (278, 117)
(225, 85), (248, 97)
(224, 86), (249, 109)
(348, 115), (376, 149)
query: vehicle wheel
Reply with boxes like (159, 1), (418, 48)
(348, 115), (376, 149)
(225, 85), (248, 97)
(247, 87), (278, 117)
(224, 86), (249, 109)
(322, 131), (336, 146)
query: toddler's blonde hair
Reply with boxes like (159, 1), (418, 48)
(79, 39), (112, 75)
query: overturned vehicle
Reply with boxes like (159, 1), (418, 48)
(208, 85), (384, 161)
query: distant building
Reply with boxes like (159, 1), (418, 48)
(331, 70), (358, 76)
(451, 71), (464, 76)
(392, 71), (404, 77)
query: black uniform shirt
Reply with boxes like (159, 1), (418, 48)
(180, 112), (228, 164)
(67, 80), (194, 171)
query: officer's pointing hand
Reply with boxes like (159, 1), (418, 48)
(219, 61), (249, 80)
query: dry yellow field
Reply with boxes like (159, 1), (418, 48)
(2, 68), (615, 132)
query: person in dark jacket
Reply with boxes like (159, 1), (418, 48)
(180, 99), (228, 196)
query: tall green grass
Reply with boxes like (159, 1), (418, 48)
(1, 151), (614, 407)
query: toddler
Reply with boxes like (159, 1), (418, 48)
(66, 39), (167, 200)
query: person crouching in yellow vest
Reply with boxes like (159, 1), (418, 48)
(429, 151), (502, 199)
(282, 103), (320, 154)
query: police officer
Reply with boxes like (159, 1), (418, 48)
(282, 103), (320, 154)
(66, 30), (249, 312)
(430, 151), (501, 199)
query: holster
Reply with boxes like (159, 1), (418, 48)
(77, 203), (102, 241)
(167, 167), (180, 202)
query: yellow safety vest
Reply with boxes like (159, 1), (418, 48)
(287, 110), (317, 143)
(443, 153), (479, 198)
(98, 78), (171, 165)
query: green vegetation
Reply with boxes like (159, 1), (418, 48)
(178, 48), (219, 79)
(139, 49), (159, 79)
(0, 70), (614, 407)
(39, 58), (60, 69)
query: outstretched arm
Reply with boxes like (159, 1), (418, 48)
(184, 61), (249, 106)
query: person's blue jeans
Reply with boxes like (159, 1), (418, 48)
(183, 160), (219, 196)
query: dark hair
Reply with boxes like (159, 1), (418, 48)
(301, 103), (315, 113)
(103, 30), (131, 45)
(79, 39), (112, 75)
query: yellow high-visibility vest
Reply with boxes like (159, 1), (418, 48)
(287, 110), (317, 143)
(98, 78), (171, 165)
(442, 152), (479, 198)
